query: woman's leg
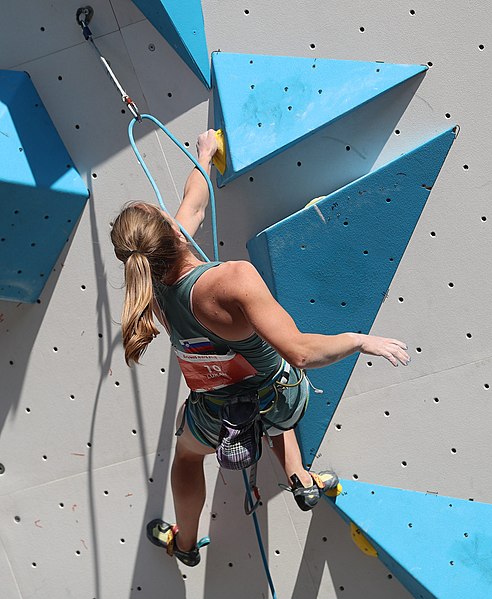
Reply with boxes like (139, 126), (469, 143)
(269, 428), (313, 487)
(171, 404), (215, 551)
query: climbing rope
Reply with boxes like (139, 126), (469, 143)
(129, 116), (276, 599)
(128, 114), (219, 262)
(243, 470), (278, 599)
(129, 115), (276, 599)
(76, 7), (276, 595)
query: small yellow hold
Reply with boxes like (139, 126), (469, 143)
(213, 129), (226, 175)
(350, 522), (378, 557)
(304, 196), (326, 208)
(325, 482), (343, 497)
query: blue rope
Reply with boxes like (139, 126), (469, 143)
(128, 114), (276, 599)
(242, 470), (278, 599)
(127, 114), (219, 262)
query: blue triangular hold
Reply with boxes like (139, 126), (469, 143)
(330, 479), (492, 599)
(247, 128), (456, 465)
(132, 0), (210, 87)
(0, 71), (88, 303)
(212, 52), (427, 186)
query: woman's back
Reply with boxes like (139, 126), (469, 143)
(154, 261), (281, 396)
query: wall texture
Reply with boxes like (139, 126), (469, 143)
(0, 1), (490, 598)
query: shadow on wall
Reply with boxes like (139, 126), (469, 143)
(126, 355), (187, 598)
(23, 27), (211, 181)
(207, 73), (427, 260)
(0, 223), (80, 435)
(85, 180), (121, 599)
(291, 504), (412, 599)
(84, 179), (184, 597)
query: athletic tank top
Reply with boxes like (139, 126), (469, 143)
(153, 262), (281, 397)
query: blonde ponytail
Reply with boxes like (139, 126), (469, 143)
(121, 253), (159, 365)
(110, 202), (186, 366)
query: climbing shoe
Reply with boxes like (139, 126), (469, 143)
(146, 518), (210, 567)
(282, 470), (339, 511)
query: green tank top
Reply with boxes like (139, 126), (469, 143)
(153, 262), (281, 397)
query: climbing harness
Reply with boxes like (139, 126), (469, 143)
(76, 8), (274, 595)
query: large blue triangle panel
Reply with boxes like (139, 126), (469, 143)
(0, 70), (88, 303)
(132, 0), (210, 87)
(212, 52), (427, 186)
(247, 129), (456, 465)
(330, 479), (492, 598)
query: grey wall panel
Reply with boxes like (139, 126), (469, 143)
(1, 0), (491, 597)
(0, 541), (22, 599)
(0, 0), (119, 70)
(319, 356), (492, 502)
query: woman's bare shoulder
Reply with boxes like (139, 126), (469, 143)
(194, 260), (259, 302)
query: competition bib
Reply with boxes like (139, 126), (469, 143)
(175, 337), (257, 392)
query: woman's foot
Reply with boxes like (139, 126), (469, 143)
(287, 470), (339, 511)
(146, 519), (210, 567)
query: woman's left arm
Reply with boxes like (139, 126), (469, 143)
(174, 129), (218, 237)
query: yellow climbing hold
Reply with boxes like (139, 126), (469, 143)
(350, 522), (378, 557)
(304, 195), (326, 208)
(213, 129), (226, 175)
(325, 482), (343, 497)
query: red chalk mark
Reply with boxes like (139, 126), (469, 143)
(71, 453), (85, 457)
(72, 504), (78, 512)
(218, 469), (227, 486)
(81, 539), (88, 550)
(34, 520), (43, 528)
(125, 493), (133, 497)
(0, 314), (4, 322)
(109, 368), (113, 376)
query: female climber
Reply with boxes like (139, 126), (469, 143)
(110, 129), (410, 567)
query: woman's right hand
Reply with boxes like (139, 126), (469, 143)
(196, 129), (218, 162)
(359, 334), (411, 367)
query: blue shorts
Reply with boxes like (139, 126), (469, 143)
(183, 364), (309, 448)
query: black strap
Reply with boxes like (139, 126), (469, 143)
(175, 399), (188, 437)
(244, 462), (261, 515)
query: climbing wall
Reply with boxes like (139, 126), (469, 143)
(0, 1), (490, 598)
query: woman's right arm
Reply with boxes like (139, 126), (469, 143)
(221, 261), (410, 369)
(174, 130), (218, 237)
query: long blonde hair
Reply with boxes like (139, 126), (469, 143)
(110, 202), (185, 365)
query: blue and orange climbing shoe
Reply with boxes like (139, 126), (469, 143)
(146, 519), (210, 567)
(281, 471), (339, 511)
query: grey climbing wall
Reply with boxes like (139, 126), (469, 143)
(0, 1), (490, 598)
